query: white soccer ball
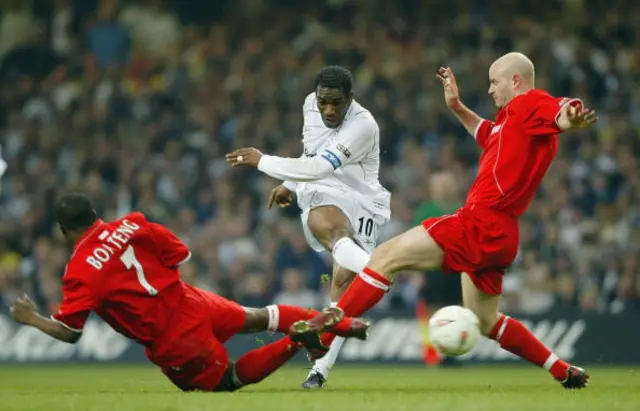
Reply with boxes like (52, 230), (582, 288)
(428, 305), (481, 357)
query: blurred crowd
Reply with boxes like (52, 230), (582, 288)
(1, 0), (639, 316)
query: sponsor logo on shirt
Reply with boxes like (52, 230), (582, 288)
(336, 144), (352, 159)
(321, 150), (342, 170)
(491, 124), (502, 135)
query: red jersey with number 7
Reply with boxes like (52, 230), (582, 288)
(51, 212), (191, 347)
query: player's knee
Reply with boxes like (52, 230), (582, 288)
(369, 226), (443, 276)
(367, 240), (402, 277)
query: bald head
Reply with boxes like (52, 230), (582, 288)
(488, 52), (536, 108)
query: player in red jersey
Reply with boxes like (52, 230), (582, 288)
(10, 192), (369, 392)
(297, 52), (597, 389)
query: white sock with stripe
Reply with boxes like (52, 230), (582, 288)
(309, 302), (345, 380)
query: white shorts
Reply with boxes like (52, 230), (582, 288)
(297, 184), (390, 253)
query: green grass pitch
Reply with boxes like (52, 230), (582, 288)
(1, 364), (638, 411)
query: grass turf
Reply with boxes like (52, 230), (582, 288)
(0, 364), (638, 411)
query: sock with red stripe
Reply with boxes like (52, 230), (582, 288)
(320, 267), (392, 347)
(490, 314), (570, 381)
(233, 336), (300, 386)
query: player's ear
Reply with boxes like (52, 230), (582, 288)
(512, 74), (520, 88)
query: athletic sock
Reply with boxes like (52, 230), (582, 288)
(266, 305), (317, 333)
(266, 304), (355, 335)
(311, 336), (345, 378)
(311, 302), (345, 379)
(490, 314), (570, 380)
(332, 237), (370, 274)
(320, 267), (391, 347)
(233, 336), (300, 386)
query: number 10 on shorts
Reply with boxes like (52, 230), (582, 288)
(357, 217), (374, 237)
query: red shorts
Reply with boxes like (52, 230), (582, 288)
(148, 286), (246, 391)
(422, 206), (519, 295)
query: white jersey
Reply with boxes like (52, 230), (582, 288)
(256, 92), (391, 252)
(293, 92), (389, 207)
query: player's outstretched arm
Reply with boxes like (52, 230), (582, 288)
(11, 294), (81, 343)
(436, 67), (486, 137)
(226, 148), (334, 182)
(226, 118), (373, 181)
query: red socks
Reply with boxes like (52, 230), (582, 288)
(338, 267), (391, 316)
(233, 336), (300, 385)
(268, 305), (358, 336)
(268, 305), (317, 333)
(490, 315), (569, 380)
(321, 267), (391, 347)
(233, 305), (361, 388)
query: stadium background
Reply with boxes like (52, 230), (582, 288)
(0, 0), (639, 367)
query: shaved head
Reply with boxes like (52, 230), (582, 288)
(487, 52), (536, 108)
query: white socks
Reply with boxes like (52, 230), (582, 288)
(332, 237), (370, 274)
(310, 302), (346, 379)
(309, 238), (369, 380)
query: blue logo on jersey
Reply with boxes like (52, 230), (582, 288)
(321, 150), (342, 170)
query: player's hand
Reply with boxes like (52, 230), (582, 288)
(436, 67), (461, 109)
(225, 148), (263, 168)
(267, 185), (294, 209)
(10, 294), (37, 325)
(563, 103), (598, 130)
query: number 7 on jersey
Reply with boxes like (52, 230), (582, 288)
(120, 245), (158, 296)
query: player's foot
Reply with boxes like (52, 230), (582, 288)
(289, 307), (348, 360)
(291, 307), (371, 338)
(302, 371), (327, 389)
(335, 317), (370, 340)
(557, 366), (590, 389)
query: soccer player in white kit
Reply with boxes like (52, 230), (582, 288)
(226, 66), (390, 389)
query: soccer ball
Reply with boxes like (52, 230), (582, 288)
(428, 305), (481, 357)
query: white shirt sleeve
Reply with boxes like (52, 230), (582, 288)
(258, 155), (334, 182)
(257, 115), (377, 182)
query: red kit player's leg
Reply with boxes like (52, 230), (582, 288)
(160, 335), (230, 391)
(194, 287), (358, 341)
(318, 225), (443, 347)
(232, 336), (301, 387)
(460, 273), (583, 387)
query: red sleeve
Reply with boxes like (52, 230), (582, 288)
(51, 274), (96, 332)
(474, 119), (494, 149)
(148, 222), (191, 268)
(522, 93), (583, 137)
